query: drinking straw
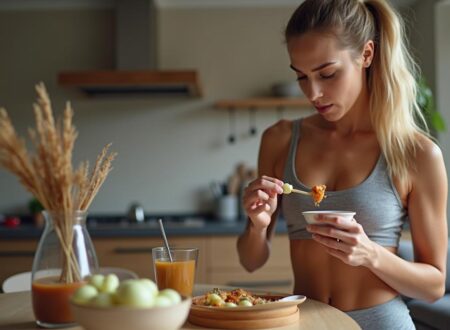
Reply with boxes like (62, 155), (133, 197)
(158, 218), (173, 262)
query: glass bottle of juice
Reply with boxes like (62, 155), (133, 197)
(31, 210), (98, 328)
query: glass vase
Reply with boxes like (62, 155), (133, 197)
(31, 210), (98, 328)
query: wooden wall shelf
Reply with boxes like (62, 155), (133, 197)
(58, 70), (202, 97)
(215, 97), (310, 109)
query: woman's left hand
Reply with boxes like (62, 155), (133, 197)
(306, 215), (377, 267)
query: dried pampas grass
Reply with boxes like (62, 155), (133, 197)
(0, 83), (117, 282)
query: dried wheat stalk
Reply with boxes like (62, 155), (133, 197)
(0, 82), (117, 283)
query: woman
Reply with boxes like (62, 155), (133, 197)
(237, 0), (448, 329)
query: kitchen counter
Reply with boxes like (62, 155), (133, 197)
(0, 217), (288, 239)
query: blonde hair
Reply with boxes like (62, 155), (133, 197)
(285, 0), (428, 188)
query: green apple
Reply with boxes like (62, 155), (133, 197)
(72, 284), (98, 305)
(158, 288), (181, 305)
(139, 278), (158, 297)
(88, 274), (105, 290)
(90, 292), (114, 307)
(154, 295), (172, 308)
(116, 280), (154, 307)
(101, 274), (119, 293)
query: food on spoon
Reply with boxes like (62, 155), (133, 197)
(311, 184), (327, 206)
(193, 288), (272, 308)
(282, 182), (327, 206)
(282, 183), (294, 194)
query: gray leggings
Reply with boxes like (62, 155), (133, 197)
(346, 296), (415, 330)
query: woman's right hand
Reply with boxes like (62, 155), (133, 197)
(243, 175), (284, 229)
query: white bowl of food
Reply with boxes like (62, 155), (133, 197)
(302, 210), (356, 225)
(70, 276), (191, 330)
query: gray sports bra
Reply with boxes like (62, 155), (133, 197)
(281, 119), (408, 247)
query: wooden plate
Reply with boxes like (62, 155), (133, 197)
(188, 294), (306, 329)
(190, 294), (306, 312)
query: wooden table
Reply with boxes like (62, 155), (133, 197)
(0, 285), (360, 330)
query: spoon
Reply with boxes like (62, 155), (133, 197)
(158, 218), (173, 262)
(290, 188), (311, 196)
(282, 183), (311, 196)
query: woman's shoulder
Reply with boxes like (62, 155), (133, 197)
(414, 133), (444, 163)
(262, 119), (293, 141)
(411, 133), (446, 181)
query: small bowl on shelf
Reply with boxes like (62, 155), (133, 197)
(71, 296), (192, 330)
(271, 81), (303, 98)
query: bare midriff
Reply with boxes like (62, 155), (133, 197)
(290, 239), (398, 311)
(32, 276), (85, 324)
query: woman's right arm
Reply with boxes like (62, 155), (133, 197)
(237, 123), (289, 272)
(237, 177), (283, 272)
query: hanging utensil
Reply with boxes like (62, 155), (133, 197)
(248, 107), (257, 136)
(228, 108), (236, 144)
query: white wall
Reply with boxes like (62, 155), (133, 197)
(435, 0), (450, 224)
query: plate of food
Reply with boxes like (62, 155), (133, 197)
(188, 288), (306, 329)
(191, 288), (306, 311)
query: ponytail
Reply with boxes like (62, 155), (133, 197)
(364, 0), (427, 188)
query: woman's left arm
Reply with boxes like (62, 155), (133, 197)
(308, 140), (448, 302)
(368, 141), (448, 302)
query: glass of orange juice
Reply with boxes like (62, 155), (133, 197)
(152, 247), (198, 297)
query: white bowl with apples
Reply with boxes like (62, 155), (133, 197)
(70, 274), (191, 330)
